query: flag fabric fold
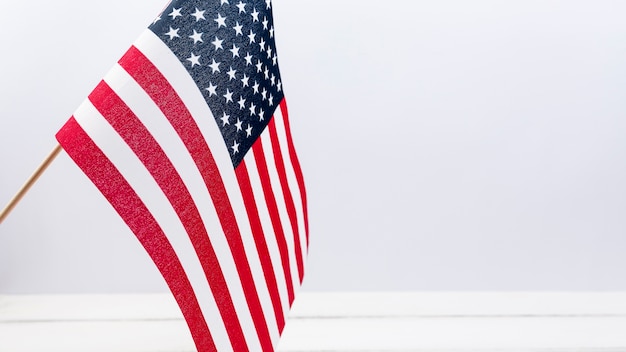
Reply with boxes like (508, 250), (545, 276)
(55, 1), (307, 351)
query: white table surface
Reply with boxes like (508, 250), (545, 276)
(1, 292), (626, 351)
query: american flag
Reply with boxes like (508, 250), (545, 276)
(55, 0), (308, 351)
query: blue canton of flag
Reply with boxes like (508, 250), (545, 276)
(56, 0), (308, 351)
(151, 0), (284, 167)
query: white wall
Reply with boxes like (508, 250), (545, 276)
(1, 0), (626, 293)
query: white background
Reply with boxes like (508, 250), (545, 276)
(1, 0), (626, 293)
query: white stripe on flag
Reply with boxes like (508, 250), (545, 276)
(272, 107), (308, 274)
(258, 129), (301, 296)
(243, 149), (292, 324)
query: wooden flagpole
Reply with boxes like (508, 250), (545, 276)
(0, 144), (63, 225)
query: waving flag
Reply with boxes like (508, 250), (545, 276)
(55, 0), (308, 351)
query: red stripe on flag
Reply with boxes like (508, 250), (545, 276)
(119, 46), (273, 352)
(278, 100), (308, 246)
(87, 81), (245, 349)
(56, 117), (216, 352)
(267, 118), (304, 283)
(251, 140), (295, 305)
(235, 162), (286, 332)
